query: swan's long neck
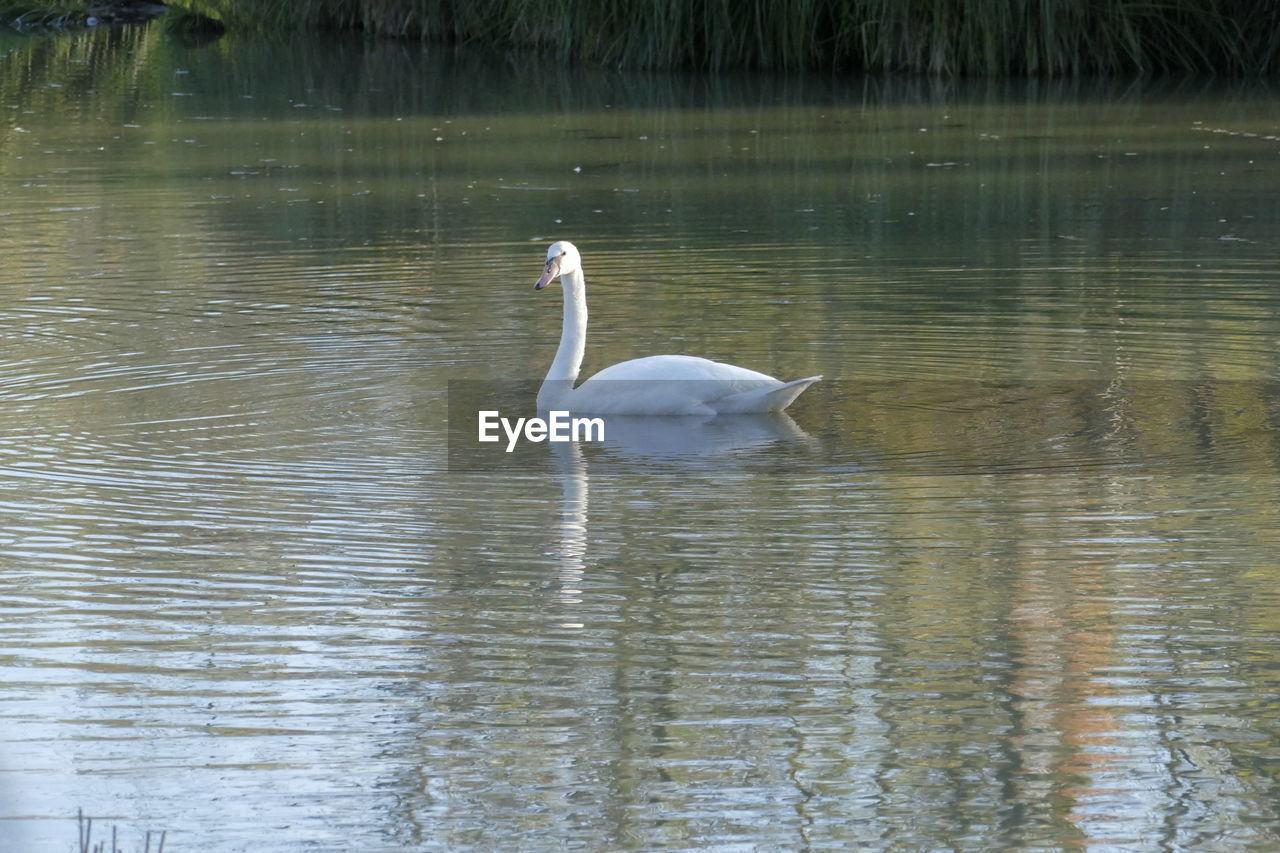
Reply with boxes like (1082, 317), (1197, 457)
(539, 267), (586, 406)
(548, 268), (587, 383)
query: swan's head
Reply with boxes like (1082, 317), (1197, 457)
(534, 240), (581, 290)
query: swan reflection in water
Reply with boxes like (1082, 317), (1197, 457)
(545, 411), (815, 614)
(527, 238), (820, 612)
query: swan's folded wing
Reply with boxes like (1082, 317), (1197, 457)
(585, 354), (777, 383)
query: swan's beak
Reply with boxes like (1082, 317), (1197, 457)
(535, 256), (561, 290)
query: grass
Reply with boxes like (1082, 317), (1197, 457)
(9, 0), (1280, 74)
(78, 808), (167, 853)
(1, 1), (166, 30)
(0, 1), (90, 28)
(166, 0), (1280, 75)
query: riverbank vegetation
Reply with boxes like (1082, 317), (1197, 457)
(1, 1), (92, 28)
(174, 0), (1280, 75)
(1, 0), (162, 29)
(6, 0), (1280, 75)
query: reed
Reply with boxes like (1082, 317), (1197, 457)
(1, 1), (90, 28)
(77, 808), (167, 853)
(99, 0), (1280, 74)
(2, 1), (167, 29)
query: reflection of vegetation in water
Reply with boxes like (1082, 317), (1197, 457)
(10, 25), (1275, 243)
(4, 28), (1279, 255)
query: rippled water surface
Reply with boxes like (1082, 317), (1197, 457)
(3, 25), (1280, 852)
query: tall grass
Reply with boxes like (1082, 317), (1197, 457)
(170, 0), (1280, 74)
(2, 1), (168, 29)
(1, 1), (92, 28)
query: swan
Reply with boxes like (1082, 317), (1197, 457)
(533, 241), (821, 415)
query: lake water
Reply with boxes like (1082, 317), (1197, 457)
(2, 24), (1280, 852)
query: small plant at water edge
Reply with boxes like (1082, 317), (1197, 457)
(78, 808), (168, 853)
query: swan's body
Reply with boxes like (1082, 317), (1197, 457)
(534, 241), (820, 415)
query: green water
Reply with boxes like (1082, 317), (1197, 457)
(2, 25), (1279, 852)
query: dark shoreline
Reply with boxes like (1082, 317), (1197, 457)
(7, 1), (1280, 77)
(2, 1), (166, 29)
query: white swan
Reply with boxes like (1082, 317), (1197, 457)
(534, 241), (821, 415)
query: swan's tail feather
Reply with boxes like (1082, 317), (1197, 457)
(715, 375), (822, 413)
(763, 375), (822, 412)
